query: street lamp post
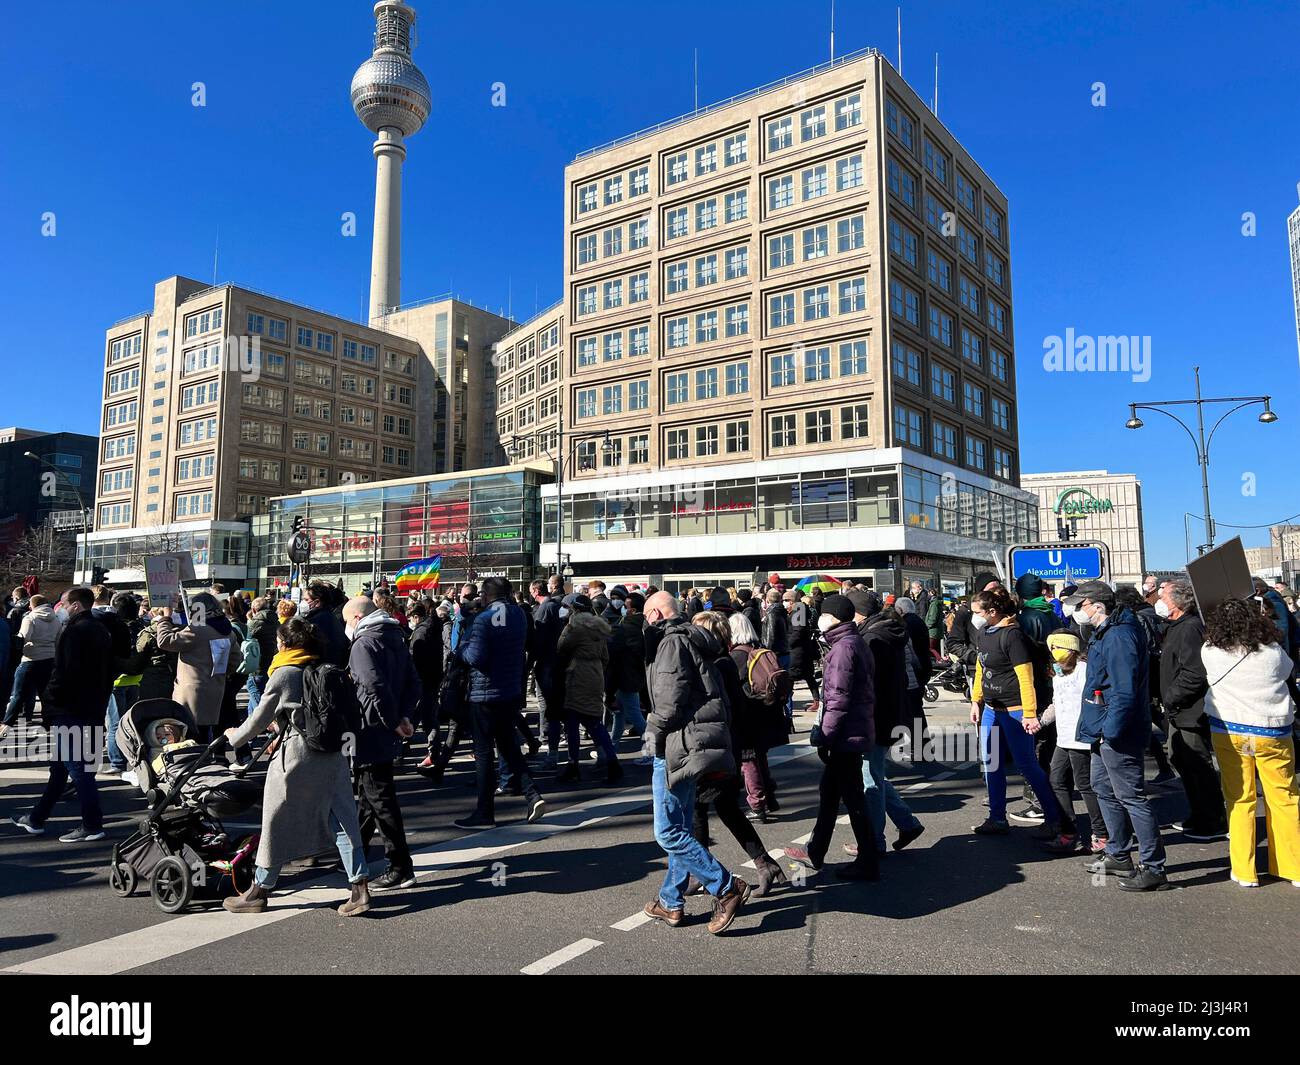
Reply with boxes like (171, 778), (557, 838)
(25, 451), (90, 583)
(1125, 366), (1277, 556)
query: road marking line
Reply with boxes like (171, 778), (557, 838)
(610, 912), (653, 931)
(521, 937), (602, 975)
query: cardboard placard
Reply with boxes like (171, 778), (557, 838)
(144, 552), (196, 609)
(1185, 537), (1254, 618)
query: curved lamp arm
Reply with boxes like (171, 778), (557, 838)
(1131, 404), (1204, 463)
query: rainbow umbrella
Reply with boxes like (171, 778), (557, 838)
(793, 574), (842, 594)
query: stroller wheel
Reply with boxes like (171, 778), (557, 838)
(109, 861), (138, 898)
(923, 684), (939, 704)
(150, 856), (194, 914)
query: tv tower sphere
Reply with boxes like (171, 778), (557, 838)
(351, 2), (431, 137)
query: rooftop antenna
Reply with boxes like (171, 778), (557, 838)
(830, 0), (835, 60)
(212, 227), (219, 287)
(933, 52), (939, 116)
(507, 275), (512, 320)
(897, 7), (903, 76)
(693, 48), (699, 111)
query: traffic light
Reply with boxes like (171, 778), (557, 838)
(291, 514), (304, 533)
(91, 565), (107, 585)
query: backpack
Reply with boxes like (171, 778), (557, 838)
(742, 645), (793, 706)
(237, 624), (261, 676)
(291, 663), (363, 753)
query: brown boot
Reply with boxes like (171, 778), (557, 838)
(643, 898), (683, 926)
(707, 876), (750, 934)
(222, 882), (269, 914)
(338, 879), (371, 917)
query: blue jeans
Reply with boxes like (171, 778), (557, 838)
(978, 706), (1064, 825)
(106, 693), (127, 771)
(5, 659), (52, 724)
(254, 810), (369, 888)
(610, 689), (646, 742)
(30, 724), (103, 832)
(862, 745), (921, 853)
(1091, 740), (1166, 872)
(547, 711), (618, 764)
(652, 757), (731, 910)
(246, 673), (268, 716)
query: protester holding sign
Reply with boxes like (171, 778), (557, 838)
(153, 592), (242, 742)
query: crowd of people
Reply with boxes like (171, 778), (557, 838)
(2, 564), (1297, 928)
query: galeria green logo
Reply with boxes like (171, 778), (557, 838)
(1054, 487), (1114, 516)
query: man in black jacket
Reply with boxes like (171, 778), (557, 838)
(246, 597), (280, 715)
(301, 582), (350, 667)
(13, 588), (113, 842)
(1157, 579), (1227, 841)
(92, 585), (134, 776)
(344, 596), (420, 890)
(531, 575), (566, 764)
(736, 588), (762, 638)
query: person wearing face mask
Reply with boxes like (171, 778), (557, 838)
(1040, 632), (1108, 855)
(11, 587), (114, 842)
(968, 586), (1067, 837)
(301, 581), (350, 668)
(1115, 585), (1174, 786)
(1156, 580), (1227, 842)
(946, 571), (1002, 693)
(1067, 580), (1168, 891)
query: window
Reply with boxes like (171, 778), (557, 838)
(769, 351), (795, 389)
(836, 154), (863, 191)
(577, 234), (597, 265)
(629, 218), (649, 249)
(629, 434), (649, 464)
(956, 171), (977, 214)
(725, 133), (747, 165)
(993, 446), (1013, 479)
(602, 385), (622, 415)
(579, 183), (598, 213)
(667, 317), (689, 349)
(890, 280), (921, 327)
(267, 318), (286, 342)
(984, 203), (1005, 242)
(603, 332), (623, 362)
(985, 249), (1006, 288)
(695, 367), (718, 399)
(923, 137), (949, 186)
(769, 233), (794, 269)
(630, 325), (650, 356)
(770, 413), (796, 449)
(667, 261), (689, 294)
(665, 372), (689, 405)
(961, 327), (984, 367)
(666, 207), (688, 239)
(927, 249), (953, 292)
(957, 222), (979, 265)
(837, 215), (865, 253)
(891, 340), (921, 387)
(315, 332), (333, 354)
(104, 433), (136, 460)
(100, 467), (133, 493)
(885, 98), (915, 150)
(805, 409), (831, 443)
(577, 286), (597, 315)
(602, 438), (622, 468)
(767, 115), (793, 152)
(725, 303), (749, 337)
(667, 429), (689, 460)
(990, 346), (1009, 383)
(803, 224), (829, 261)
(839, 277), (867, 314)
(577, 337), (597, 367)
(992, 397), (1011, 431)
(725, 420), (749, 453)
(630, 167), (650, 196)
(802, 164), (829, 200)
(840, 339), (868, 377)
(602, 225), (623, 258)
(181, 380), (219, 410)
(695, 310), (718, 343)
(725, 362), (749, 395)
(801, 105), (826, 141)
(629, 379), (649, 410)
(803, 345), (831, 382)
(296, 326), (313, 348)
(695, 143), (717, 175)
(725, 189), (748, 222)
(932, 419), (958, 461)
(804, 285), (829, 320)
(107, 367), (140, 395)
(931, 362), (956, 404)
(695, 254), (718, 287)
(925, 193), (947, 235)
(887, 159), (917, 209)
(695, 424), (719, 456)
(889, 219), (918, 266)
(576, 389), (597, 419)
(696, 198), (718, 230)
(841, 403), (870, 439)
(894, 403), (924, 446)
(965, 436), (987, 471)
(603, 279), (623, 309)
(725, 246), (748, 280)
(768, 175), (794, 210)
(183, 307), (222, 337)
(929, 306), (954, 348)
(987, 300), (1007, 336)
(99, 502), (132, 526)
(836, 93), (862, 130)
(109, 334), (142, 363)
(666, 152), (688, 185)
(630, 271), (649, 302)
(964, 381), (985, 418)
(769, 293), (795, 328)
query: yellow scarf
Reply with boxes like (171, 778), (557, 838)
(268, 647), (317, 677)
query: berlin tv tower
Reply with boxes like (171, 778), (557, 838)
(351, 2), (430, 322)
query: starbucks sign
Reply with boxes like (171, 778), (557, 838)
(1054, 486), (1114, 517)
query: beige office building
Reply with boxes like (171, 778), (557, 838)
(1020, 470), (1146, 588)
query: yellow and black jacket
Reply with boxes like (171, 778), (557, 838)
(971, 620), (1038, 717)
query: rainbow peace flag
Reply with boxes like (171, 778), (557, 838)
(394, 555), (441, 594)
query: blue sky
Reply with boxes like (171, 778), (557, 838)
(1, 0), (1296, 567)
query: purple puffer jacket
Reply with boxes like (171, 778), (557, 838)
(818, 622), (875, 752)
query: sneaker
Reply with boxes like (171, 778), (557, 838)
(1090, 837), (1109, 854)
(893, 824), (925, 851)
(1118, 864), (1170, 891)
(643, 898), (683, 927)
(1042, 833), (1082, 855)
(1083, 853), (1136, 877)
(1230, 874), (1259, 889)
(1008, 805), (1045, 824)
(782, 845), (823, 870)
(972, 818), (1010, 836)
(494, 782), (523, 797)
(120, 770), (139, 787)
(745, 806), (770, 824)
(453, 814), (497, 831)
(370, 866), (417, 891)
(59, 826), (106, 843)
(707, 877), (750, 934)
(0, 724), (11, 741)
(526, 795), (546, 824)
(11, 815), (43, 835)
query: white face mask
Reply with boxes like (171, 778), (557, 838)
(1154, 600), (1171, 619)
(558, 607), (570, 619)
(345, 621), (357, 641)
(817, 614), (836, 634)
(971, 613), (989, 631)
(1071, 607), (1092, 626)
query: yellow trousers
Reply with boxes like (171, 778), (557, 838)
(1210, 730), (1300, 884)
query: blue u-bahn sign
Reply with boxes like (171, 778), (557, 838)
(1007, 541), (1109, 583)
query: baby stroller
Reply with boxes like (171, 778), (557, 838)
(109, 698), (266, 913)
(924, 652), (971, 704)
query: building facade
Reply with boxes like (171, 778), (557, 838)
(0, 427), (99, 556)
(1289, 203), (1300, 366)
(1019, 470), (1146, 588)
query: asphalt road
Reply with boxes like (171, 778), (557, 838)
(2, 691), (1296, 975)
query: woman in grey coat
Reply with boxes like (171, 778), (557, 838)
(221, 618), (371, 917)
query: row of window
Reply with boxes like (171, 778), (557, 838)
(183, 307), (223, 339)
(768, 213), (866, 270)
(664, 244), (749, 295)
(890, 340), (1013, 428)
(108, 333), (143, 364)
(892, 402), (1014, 478)
(765, 91), (862, 154)
(665, 131), (749, 187)
(888, 216), (1007, 296)
(664, 188), (749, 241)
(577, 163), (651, 215)
(768, 274), (869, 329)
(575, 215), (651, 267)
(766, 152), (864, 214)
(889, 277), (1010, 376)
(100, 467), (134, 494)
